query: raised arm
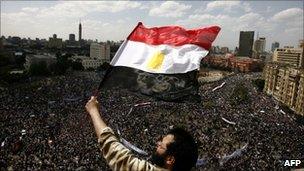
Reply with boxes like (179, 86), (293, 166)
(85, 96), (107, 139)
(85, 96), (164, 171)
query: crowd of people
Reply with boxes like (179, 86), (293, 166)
(0, 71), (303, 170)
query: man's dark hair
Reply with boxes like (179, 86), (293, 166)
(166, 127), (198, 171)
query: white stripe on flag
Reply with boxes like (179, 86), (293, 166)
(111, 40), (209, 74)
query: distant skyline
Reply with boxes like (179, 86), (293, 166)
(1, 1), (303, 51)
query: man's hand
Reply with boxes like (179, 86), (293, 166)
(85, 96), (107, 138)
(86, 96), (100, 116)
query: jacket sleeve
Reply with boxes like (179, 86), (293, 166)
(98, 127), (165, 171)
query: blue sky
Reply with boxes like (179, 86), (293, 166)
(1, 1), (303, 51)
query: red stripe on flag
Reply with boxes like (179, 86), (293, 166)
(127, 22), (221, 50)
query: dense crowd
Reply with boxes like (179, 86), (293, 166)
(0, 71), (303, 170)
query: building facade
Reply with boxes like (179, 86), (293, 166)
(90, 43), (111, 63)
(24, 54), (57, 70)
(238, 31), (254, 57)
(273, 47), (303, 68)
(90, 43), (102, 59)
(48, 34), (63, 49)
(100, 43), (111, 63)
(202, 54), (263, 72)
(254, 37), (266, 53)
(263, 63), (304, 115)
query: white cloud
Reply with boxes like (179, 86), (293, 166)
(117, 19), (126, 24)
(1, 1), (143, 39)
(22, 7), (39, 13)
(178, 12), (271, 31)
(284, 27), (301, 34)
(204, 1), (251, 13)
(188, 14), (215, 22)
(93, 1), (142, 13)
(206, 1), (240, 11)
(234, 12), (275, 32)
(149, 1), (191, 18)
(272, 8), (303, 22)
(139, 4), (150, 10)
(177, 14), (233, 29)
(243, 2), (252, 13)
(38, 5), (86, 19)
(1, 1), (302, 50)
(266, 6), (272, 13)
(238, 12), (263, 24)
(35, 1), (142, 19)
(2, 12), (28, 19)
(82, 20), (134, 41)
(271, 8), (303, 30)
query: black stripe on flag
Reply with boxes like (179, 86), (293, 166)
(99, 66), (201, 102)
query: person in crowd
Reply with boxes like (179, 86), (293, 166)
(85, 96), (198, 171)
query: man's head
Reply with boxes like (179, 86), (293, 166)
(151, 128), (198, 171)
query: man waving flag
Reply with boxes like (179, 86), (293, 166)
(99, 22), (221, 101)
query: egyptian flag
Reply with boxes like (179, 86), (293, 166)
(99, 22), (220, 101)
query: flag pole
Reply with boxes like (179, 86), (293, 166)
(93, 22), (143, 97)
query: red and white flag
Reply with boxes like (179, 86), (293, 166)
(111, 22), (221, 74)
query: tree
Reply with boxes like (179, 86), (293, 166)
(0, 52), (13, 67)
(15, 54), (26, 68)
(86, 67), (95, 71)
(71, 61), (84, 71)
(52, 53), (71, 75)
(29, 61), (50, 76)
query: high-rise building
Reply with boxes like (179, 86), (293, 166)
(90, 43), (111, 63)
(48, 34), (62, 49)
(238, 31), (254, 57)
(90, 43), (101, 59)
(79, 22), (82, 41)
(100, 43), (111, 62)
(271, 42), (280, 52)
(69, 34), (75, 42)
(273, 47), (303, 68)
(254, 37), (266, 53)
(264, 63), (304, 115)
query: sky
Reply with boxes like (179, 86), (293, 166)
(1, 1), (303, 51)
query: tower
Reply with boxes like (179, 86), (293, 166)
(79, 21), (82, 41)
